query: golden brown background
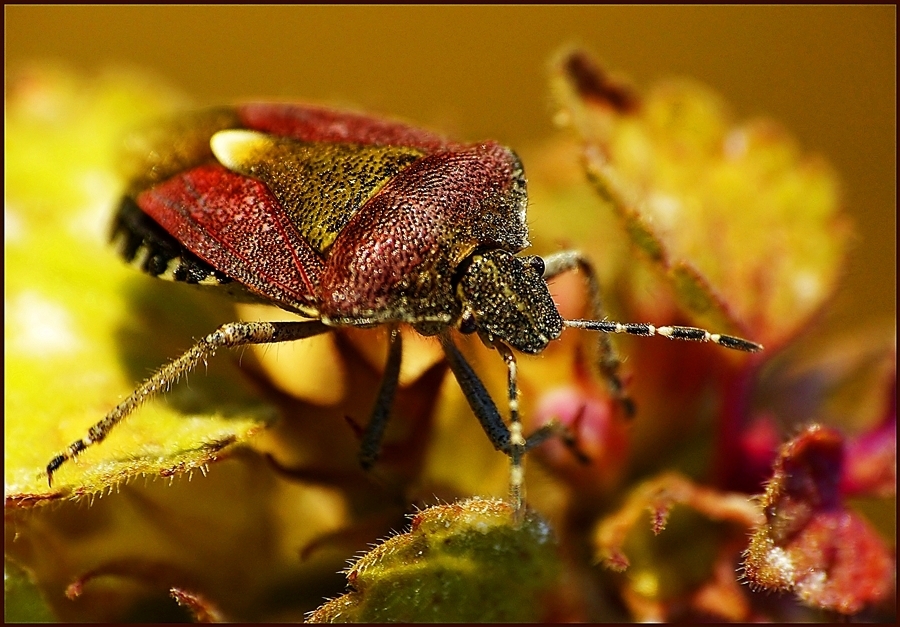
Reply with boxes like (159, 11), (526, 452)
(6, 5), (895, 333)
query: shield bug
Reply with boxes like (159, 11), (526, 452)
(46, 104), (762, 517)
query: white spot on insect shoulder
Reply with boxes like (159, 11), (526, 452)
(211, 129), (270, 172)
(7, 290), (83, 357)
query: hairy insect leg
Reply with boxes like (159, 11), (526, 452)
(46, 319), (330, 486)
(358, 326), (403, 469)
(541, 250), (635, 416)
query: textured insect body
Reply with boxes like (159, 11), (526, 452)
(119, 105), (531, 333)
(49, 104), (763, 518)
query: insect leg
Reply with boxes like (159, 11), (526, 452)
(441, 333), (534, 515)
(492, 342), (527, 521)
(440, 332), (511, 453)
(541, 250), (635, 416)
(441, 333), (590, 520)
(358, 326), (403, 469)
(46, 319), (330, 486)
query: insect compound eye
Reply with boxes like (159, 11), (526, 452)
(459, 310), (478, 334)
(522, 255), (545, 278)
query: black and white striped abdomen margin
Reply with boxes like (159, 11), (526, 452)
(110, 196), (233, 287)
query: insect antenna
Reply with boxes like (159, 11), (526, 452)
(564, 319), (763, 353)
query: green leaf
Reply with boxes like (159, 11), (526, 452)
(308, 498), (563, 623)
(5, 65), (276, 503)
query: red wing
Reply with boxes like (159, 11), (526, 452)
(137, 163), (324, 314)
(238, 103), (453, 152)
(319, 142), (529, 323)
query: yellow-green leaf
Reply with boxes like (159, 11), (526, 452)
(552, 50), (850, 349)
(5, 66), (276, 503)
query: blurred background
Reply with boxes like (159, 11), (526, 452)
(6, 5), (895, 334)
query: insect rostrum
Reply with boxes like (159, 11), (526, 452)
(47, 104), (762, 517)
